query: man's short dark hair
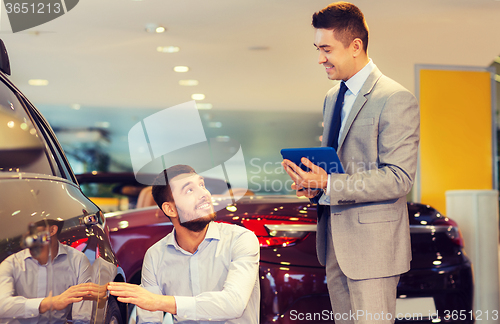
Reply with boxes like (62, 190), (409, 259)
(312, 1), (369, 52)
(151, 165), (196, 214)
(33, 219), (64, 236)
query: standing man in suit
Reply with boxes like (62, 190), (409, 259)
(282, 2), (419, 323)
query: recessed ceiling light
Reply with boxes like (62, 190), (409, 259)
(157, 46), (180, 53)
(191, 94), (205, 100)
(173, 66), (189, 73)
(248, 46), (270, 51)
(95, 121), (110, 128)
(145, 23), (166, 33)
(196, 103), (213, 110)
(28, 79), (48, 86)
(179, 80), (198, 86)
(208, 122), (222, 128)
(215, 136), (230, 142)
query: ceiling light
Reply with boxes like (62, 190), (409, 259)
(28, 79), (48, 86)
(196, 103), (213, 110)
(173, 66), (189, 72)
(71, 104), (81, 110)
(248, 46), (270, 51)
(145, 23), (166, 33)
(208, 122), (222, 128)
(191, 94), (205, 100)
(157, 46), (180, 53)
(95, 121), (110, 128)
(216, 136), (230, 142)
(179, 80), (198, 86)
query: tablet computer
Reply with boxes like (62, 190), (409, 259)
(281, 147), (344, 174)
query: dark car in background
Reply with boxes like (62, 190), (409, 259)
(0, 41), (126, 324)
(78, 172), (474, 324)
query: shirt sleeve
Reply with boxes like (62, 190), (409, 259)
(0, 255), (43, 319)
(318, 174), (331, 205)
(137, 248), (164, 324)
(175, 230), (259, 321)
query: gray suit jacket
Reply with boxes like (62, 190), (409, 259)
(316, 66), (420, 280)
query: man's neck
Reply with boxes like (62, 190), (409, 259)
(174, 225), (209, 254)
(346, 55), (370, 81)
(34, 240), (59, 265)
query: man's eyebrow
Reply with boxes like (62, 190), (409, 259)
(179, 175), (204, 192)
(314, 44), (331, 48)
(180, 181), (194, 192)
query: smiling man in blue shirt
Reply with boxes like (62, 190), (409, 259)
(108, 165), (260, 324)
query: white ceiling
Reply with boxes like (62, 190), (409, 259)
(0, 0), (499, 113)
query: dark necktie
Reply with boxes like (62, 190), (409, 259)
(327, 81), (348, 150)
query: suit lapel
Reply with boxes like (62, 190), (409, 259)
(337, 67), (382, 151)
(322, 89), (337, 147)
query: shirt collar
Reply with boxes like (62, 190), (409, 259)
(166, 221), (221, 253)
(23, 241), (68, 263)
(345, 59), (375, 96)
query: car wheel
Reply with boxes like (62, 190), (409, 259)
(105, 297), (123, 324)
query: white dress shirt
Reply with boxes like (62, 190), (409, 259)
(0, 242), (92, 324)
(320, 59), (375, 205)
(138, 222), (260, 324)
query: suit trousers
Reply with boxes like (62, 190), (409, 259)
(326, 216), (400, 324)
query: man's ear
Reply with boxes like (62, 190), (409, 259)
(351, 38), (363, 57)
(162, 202), (178, 218)
(48, 225), (58, 237)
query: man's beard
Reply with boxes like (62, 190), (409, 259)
(179, 212), (217, 232)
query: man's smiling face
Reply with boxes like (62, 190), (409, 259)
(314, 28), (356, 81)
(169, 173), (216, 227)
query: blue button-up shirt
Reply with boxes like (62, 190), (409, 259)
(138, 222), (260, 324)
(320, 59), (376, 205)
(0, 242), (92, 324)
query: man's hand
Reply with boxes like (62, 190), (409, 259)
(282, 158), (328, 195)
(82, 283), (107, 301)
(39, 284), (91, 313)
(290, 182), (320, 199)
(107, 282), (176, 314)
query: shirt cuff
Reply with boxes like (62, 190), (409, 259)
(325, 174), (331, 195)
(25, 298), (43, 318)
(318, 175), (331, 205)
(174, 296), (196, 320)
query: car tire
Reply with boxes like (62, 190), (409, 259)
(105, 297), (123, 324)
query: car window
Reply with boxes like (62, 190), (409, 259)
(0, 81), (52, 175)
(27, 102), (75, 181)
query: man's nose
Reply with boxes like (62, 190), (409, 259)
(196, 186), (210, 198)
(318, 52), (327, 64)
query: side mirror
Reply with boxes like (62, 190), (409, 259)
(0, 110), (44, 168)
(0, 39), (11, 75)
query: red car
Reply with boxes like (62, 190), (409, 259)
(78, 172), (474, 324)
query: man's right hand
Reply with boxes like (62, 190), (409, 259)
(291, 182), (320, 199)
(39, 284), (91, 313)
(107, 282), (177, 314)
